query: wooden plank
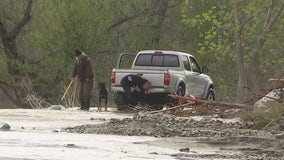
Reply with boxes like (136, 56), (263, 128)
(150, 102), (194, 114)
(168, 94), (252, 108)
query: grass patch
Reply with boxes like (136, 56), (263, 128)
(241, 103), (284, 130)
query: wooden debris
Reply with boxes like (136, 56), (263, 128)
(269, 79), (284, 82)
(150, 102), (194, 114)
(244, 85), (284, 103)
(246, 89), (283, 103)
(269, 79), (284, 88)
(168, 94), (251, 108)
(150, 94), (252, 117)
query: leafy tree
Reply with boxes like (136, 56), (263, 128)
(181, 0), (237, 101)
(233, 0), (284, 102)
(182, 0), (284, 103)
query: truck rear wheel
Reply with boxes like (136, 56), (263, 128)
(176, 85), (185, 96)
(170, 85), (185, 105)
(206, 88), (215, 101)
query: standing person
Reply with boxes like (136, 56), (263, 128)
(71, 49), (94, 111)
(120, 74), (151, 107)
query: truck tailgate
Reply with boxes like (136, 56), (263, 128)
(112, 69), (166, 87)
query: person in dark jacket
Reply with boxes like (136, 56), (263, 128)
(120, 74), (151, 106)
(71, 49), (94, 111)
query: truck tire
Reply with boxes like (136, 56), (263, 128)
(206, 88), (215, 101)
(171, 85), (186, 104)
(176, 85), (185, 96)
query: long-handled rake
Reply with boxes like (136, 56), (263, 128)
(60, 79), (74, 102)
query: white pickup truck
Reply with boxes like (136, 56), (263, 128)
(111, 50), (215, 109)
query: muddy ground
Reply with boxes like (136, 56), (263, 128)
(64, 111), (284, 160)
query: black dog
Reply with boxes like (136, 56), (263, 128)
(97, 82), (108, 111)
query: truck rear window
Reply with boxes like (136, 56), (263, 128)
(135, 54), (180, 67)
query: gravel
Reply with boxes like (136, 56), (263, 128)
(63, 112), (284, 159)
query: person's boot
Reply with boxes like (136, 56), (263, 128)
(79, 101), (89, 111)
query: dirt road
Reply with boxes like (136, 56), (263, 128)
(1, 108), (284, 160)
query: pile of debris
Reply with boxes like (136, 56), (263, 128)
(253, 79), (284, 108)
(254, 88), (284, 109)
(152, 79), (284, 117)
(148, 94), (252, 118)
(64, 112), (267, 138)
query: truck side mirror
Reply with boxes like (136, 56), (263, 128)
(202, 66), (209, 73)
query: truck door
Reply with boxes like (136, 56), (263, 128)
(182, 55), (195, 95)
(189, 56), (207, 98)
(116, 53), (136, 69)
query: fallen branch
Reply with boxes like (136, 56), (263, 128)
(269, 79), (284, 82)
(269, 78), (284, 88)
(262, 118), (275, 130)
(168, 94), (251, 108)
(150, 102), (194, 114)
(244, 87), (283, 103)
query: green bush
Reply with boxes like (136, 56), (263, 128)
(241, 103), (284, 130)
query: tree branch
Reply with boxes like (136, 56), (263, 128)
(262, 2), (284, 34)
(0, 17), (7, 37)
(11, 0), (33, 38)
(240, 1), (276, 33)
(107, 11), (145, 33)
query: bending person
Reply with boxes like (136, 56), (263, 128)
(120, 74), (151, 107)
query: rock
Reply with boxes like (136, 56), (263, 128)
(254, 89), (283, 109)
(179, 147), (190, 152)
(275, 133), (284, 139)
(90, 117), (106, 121)
(99, 118), (106, 121)
(48, 105), (66, 110)
(279, 119), (284, 130)
(0, 123), (10, 131)
(121, 150), (127, 153)
(66, 144), (79, 148)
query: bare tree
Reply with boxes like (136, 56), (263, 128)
(0, 0), (33, 107)
(233, 0), (284, 103)
(0, 0), (33, 76)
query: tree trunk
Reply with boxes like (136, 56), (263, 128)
(247, 2), (284, 93)
(0, 0), (33, 78)
(0, 0), (33, 107)
(150, 0), (169, 46)
(233, 1), (249, 103)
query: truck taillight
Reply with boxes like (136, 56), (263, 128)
(111, 72), (116, 84)
(164, 73), (170, 86)
(154, 51), (163, 54)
